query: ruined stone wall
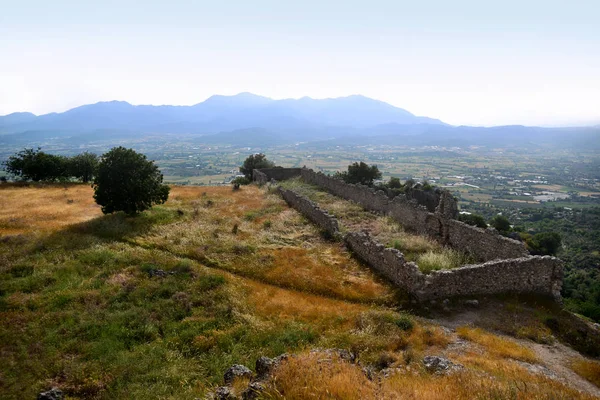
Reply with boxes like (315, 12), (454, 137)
(420, 256), (563, 301)
(256, 168), (302, 182)
(345, 232), (425, 292)
(253, 169), (270, 185)
(298, 168), (528, 262)
(345, 232), (562, 301)
(271, 170), (562, 302)
(445, 219), (529, 260)
(278, 188), (340, 236)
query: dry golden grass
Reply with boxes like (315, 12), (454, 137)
(399, 324), (451, 352)
(381, 359), (595, 400)
(0, 183), (101, 235)
(570, 358), (600, 387)
(245, 279), (369, 331)
(265, 351), (378, 399)
(262, 246), (391, 303)
(456, 326), (537, 363)
(132, 184), (395, 304)
(266, 351), (595, 400)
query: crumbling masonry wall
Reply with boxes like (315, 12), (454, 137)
(254, 167), (563, 302)
(299, 168), (529, 262)
(278, 188), (340, 236)
(345, 232), (425, 293)
(346, 231), (562, 301)
(252, 169), (270, 185)
(254, 168), (302, 185)
(421, 255), (563, 301)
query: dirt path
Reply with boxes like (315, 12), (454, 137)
(529, 341), (600, 397)
(429, 309), (600, 398)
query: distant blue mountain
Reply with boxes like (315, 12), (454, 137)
(0, 93), (445, 135)
(0, 112), (37, 129)
(1, 93), (597, 150)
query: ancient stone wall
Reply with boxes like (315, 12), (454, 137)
(255, 168), (302, 183)
(266, 169), (562, 302)
(253, 169), (270, 185)
(345, 231), (562, 301)
(420, 256), (563, 301)
(345, 232), (425, 292)
(445, 219), (529, 261)
(278, 188), (340, 236)
(298, 168), (528, 262)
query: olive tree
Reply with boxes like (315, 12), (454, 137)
(3, 147), (68, 182)
(335, 161), (382, 186)
(93, 147), (169, 215)
(239, 153), (275, 180)
(69, 152), (98, 183)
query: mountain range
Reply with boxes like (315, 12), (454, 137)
(0, 93), (444, 135)
(0, 93), (598, 149)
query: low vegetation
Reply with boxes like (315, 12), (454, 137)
(264, 350), (596, 400)
(456, 326), (538, 363)
(570, 358), (600, 387)
(0, 182), (597, 398)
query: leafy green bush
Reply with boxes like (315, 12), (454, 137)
(232, 176), (250, 186)
(394, 315), (414, 331)
(93, 147), (170, 215)
(458, 213), (488, 228)
(489, 215), (511, 234)
(239, 153), (275, 179)
(526, 231), (562, 256)
(335, 161), (382, 186)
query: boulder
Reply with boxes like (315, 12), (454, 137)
(214, 386), (235, 400)
(255, 354), (288, 380)
(423, 355), (462, 375)
(223, 364), (252, 385)
(241, 382), (265, 400)
(37, 388), (64, 400)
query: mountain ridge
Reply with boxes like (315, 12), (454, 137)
(0, 93), (445, 135)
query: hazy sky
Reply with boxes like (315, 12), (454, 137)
(1, 0), (599, 126)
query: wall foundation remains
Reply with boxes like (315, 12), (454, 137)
(254, 167), (563, 302)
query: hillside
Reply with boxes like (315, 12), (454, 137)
(0, 183), (599, 399)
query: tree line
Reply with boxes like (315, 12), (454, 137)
(3, 148), (99, 183)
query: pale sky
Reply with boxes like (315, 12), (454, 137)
(1, 0), (599, 126)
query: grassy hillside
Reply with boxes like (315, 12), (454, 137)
(0, 183), (598, 399)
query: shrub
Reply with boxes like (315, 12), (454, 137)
(458, 213), (487, 228)
(387, 177), (402, 189)
(92, 147), (170, 215)
(232, 176), (250, 187)
(489, 215), (511, 233)
(335, 161), (382, 186)
(68, 152), (99, 183)
(239, 154), (275, 180)
(394, 315), (414, 331)
(526, 231), (562, 256)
